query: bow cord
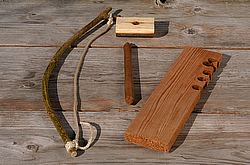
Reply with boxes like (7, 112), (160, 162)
(71, 14), (114, 152)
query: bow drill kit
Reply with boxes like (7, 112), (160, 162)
(42, 7), (222, 157)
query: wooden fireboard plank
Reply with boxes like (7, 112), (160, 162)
(124, 47), (222, 152)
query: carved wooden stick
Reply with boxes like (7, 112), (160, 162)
(124, 47), (222, 152)
(123, 42), (135, 105)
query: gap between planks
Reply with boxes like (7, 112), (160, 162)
(0, 44), (250, 50)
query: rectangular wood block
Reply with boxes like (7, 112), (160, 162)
(124, 47), (222, 152)
(116, 17), (154, 37)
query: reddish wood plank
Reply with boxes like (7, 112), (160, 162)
(124, 47), (222, 152)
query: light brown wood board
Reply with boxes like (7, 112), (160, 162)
(125, 47), (222, 152)
(116, 17), (154, 37)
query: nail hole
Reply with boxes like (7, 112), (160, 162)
(155, 0), (172, 5)
(26, 144), (39, 152)
(197, 77), (205, 81)
(186, 28), (196, 34)
(193, 6), (201, 12)
(188, 29), (195, 34)
(132, 21), (140, 25)
(203, 61), (212, 66)
(192, 85), (201, 90)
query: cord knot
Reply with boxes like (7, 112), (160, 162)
(65, 122), (94, 157)
(107, 13), (113, 26)
(65, 141), (77, 157)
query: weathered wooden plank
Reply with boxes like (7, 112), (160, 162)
(0, 1), (249, 164)
(0, 47), (249, 114)
(0, 0), (249, 48)
(0, 110), (250, 164)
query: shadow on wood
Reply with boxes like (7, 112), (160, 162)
(90, 122), (102, 147)
(131, 44), (142, 105)
(154, 21), (169, 38)
(171, 54), (231, 152)
(49, 47), (75, 139)
(77, 122), (101, 156)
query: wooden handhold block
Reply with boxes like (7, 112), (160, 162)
(124, 47), (222, 152)
(116, 17), (154, 37)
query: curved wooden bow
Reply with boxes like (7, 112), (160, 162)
(42, 7), (112, 157)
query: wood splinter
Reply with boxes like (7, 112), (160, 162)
(124, 47), (222, 152)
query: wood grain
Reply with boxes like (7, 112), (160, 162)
(116, 17), (154, 37)
(1, 110), (250, 164)
(0, 47), (249, 114)
(125, 47), (222, 151)
(0, 0), (249, 48)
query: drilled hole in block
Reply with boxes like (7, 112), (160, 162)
(192, 85), (201, 90)
(132, 21), (140, 25)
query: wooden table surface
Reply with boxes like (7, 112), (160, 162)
(1, 0), (250, 164)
